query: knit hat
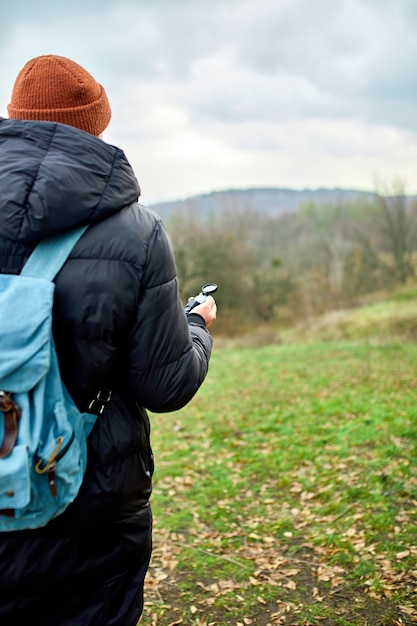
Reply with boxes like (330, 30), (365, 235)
(8, 55), (111, 136)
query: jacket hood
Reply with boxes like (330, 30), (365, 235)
(0, 117), (140, 243)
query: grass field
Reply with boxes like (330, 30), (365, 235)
(142, 337), (417, 625)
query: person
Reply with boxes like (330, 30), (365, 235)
(0, 55), (216, 626)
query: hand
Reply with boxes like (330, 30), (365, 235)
(190, 295), (217, 328)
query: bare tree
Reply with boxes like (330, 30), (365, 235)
(373, 179), (417, 284)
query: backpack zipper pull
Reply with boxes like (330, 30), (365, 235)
(35, 436), (64, 474)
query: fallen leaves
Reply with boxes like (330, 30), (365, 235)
(396, 549), (411, 560)
(144, 496), (417, 625)
(143, 342), (417, 624)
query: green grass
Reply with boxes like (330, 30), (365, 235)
(142, 340), (417, 625)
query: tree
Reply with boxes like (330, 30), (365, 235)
(167, 213), (257, 320)
(373, 179), (417, 284)
(300, 200), (359, 307)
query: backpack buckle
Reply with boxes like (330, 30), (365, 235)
(88, 388), (112, 415)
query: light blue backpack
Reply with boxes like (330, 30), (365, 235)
(0, 226), (99, 530)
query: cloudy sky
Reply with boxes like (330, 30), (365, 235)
(1, 0), (416, 204)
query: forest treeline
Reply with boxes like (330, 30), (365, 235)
(164, 181), (417, 335)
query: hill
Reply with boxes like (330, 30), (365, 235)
(148, 187), (378, 220)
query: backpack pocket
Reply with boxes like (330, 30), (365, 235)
(0, 445), (30, 510)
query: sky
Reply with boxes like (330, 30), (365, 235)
(0, 0), (416, 204)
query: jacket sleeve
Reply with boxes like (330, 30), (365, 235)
(124, 217), (213, 413)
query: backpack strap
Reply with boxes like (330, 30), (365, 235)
(18, 224), (111, 417)
(21, 225), (89, 281)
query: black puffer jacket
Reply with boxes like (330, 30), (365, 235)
(0, 118), (212, 625)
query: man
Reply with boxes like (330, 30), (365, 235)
(0, 55), (216, 625)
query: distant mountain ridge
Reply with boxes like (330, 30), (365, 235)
(148, 187), (383, 220)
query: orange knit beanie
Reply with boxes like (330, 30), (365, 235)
(8, 55), (111, 136)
